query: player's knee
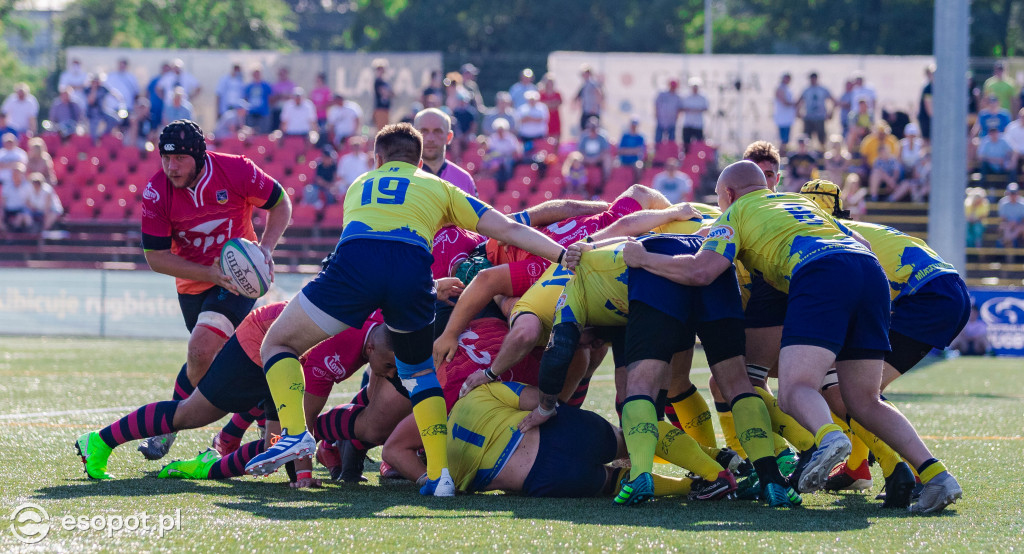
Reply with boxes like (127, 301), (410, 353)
(510, 316), (542, 347)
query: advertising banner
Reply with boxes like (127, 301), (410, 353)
(970, 287), (1024, 356)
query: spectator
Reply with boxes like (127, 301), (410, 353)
(984, 61), (1019, 113)
(334, 135), (373, 196)
(516, 90), (548, 150)
(841, 173), (867, 220)
(889, 148), (931, 203)
(372, 59), (393, 130)
(965, 187), (991, 248)
(301, 147), (338, 209)
(847, 98), (874, 146)
(539, 73), (563, 138)
(578, 116), (611, 189)
(973, 95), (1012, 137)
(859, 122), (900, 167)
(399, 101), (422, 125)
(822, 135), (849, 186)
(460, 63), (486, 112)
(786, 136), (818, 190)
(84, 73), (125, 141)
(1, 162), (32, 232)
(867, 144), (901, 200)
(123, 97), (152, 150)
(1, 84), (39, 137)
(654, 79), (683, 144)
(680, 78), (709, 151)
(618, 117), (646, 182)
(450, 90), (477, 160)
(950, 306), (989, 356)
(24, 171), (62, 233)
(422, 70), (444, 104)
(106, 58), (140, 112)
(47, 86), (85, 137)
(574, 64), (604, 130)
(443, 71), (466, 114)
(998, 182), (1024, 248)
(509, 68), (537, 109)
(268, 67), (296, 132)
(309, 72), (333, 130)
(483, 119), (521, 191)
(0, 112), (16, 138)
(0, 133), (28, 188)
(918, 64), (935, 142)
(851, 72), (877, 113)
(797, 71), (834, 146)
(651, 157), (693, 203)
(146, 62), (172, 132)
(325, 93), (363, 148)
(773, 73), (797, 151)
(58, 58), (88, 104)
(279, 87), (316, 138)
(562, 151), (588, 196)
(25, 138), (56, 187)
(838, 79), (855, 138)
(482, 91), (516, 136)
(162, 87), (194, 125)
(882, 106), (911, 140)
(156, 58), (201, 105)
(215, 64), (245, 117)
(977, 125), (1016, 179)
(1006, 108), (1024, 178)
(899, 123), (925, 174)
(213, 102), (250, 140)
(244, 69), (273, 134)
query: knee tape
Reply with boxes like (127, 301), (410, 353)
(195, 311), (235, 340)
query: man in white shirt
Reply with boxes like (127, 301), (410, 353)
(851, 73), (877, 114)
(651, 157), (693, 203)
(680, 78), (709, 149)
(515, 90), (549, 143)
(0, 133), (28, 189)
(1, 84), (39, 137)
(105, 58), (140, 112)
(157, 59), (202, 105)
(216, 64), (246, 117)
(334, 136), (373, 196)
(325, 93), (363, 147)
(58, 59), (89, 104)
(279, 88), (317, 137)
(1004, 108), (1024, 158)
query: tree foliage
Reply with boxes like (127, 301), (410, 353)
(59, 0), (296, 50)
(0, 0), (46, 96)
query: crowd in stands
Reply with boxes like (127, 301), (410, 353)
(1, 56), (1022, 255)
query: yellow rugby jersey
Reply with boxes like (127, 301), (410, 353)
(447, 381), (529, 492)
(844, 220), (957, 301)
(653, 203), (721, 235)
(510, 263), (572, 346)
(341, 161), (492, 250)
(700, 190), (872, 293)
(554, 241), (630, 328)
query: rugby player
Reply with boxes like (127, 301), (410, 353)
(136, 119), (292, 460)
(247, 123), (570, 497)
(605, 160), (962, 514)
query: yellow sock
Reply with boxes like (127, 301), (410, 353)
(264, 353), (306, 433)
(754, 386), (815, 452)
(700, 444), (723, 459)
(656, 422), (723, 481)
(849, 418), (902, 478)
(773, 432), (789, 456)
(831, 412), (851, 434)
(715, 403), (747, 459)
(814, 423), (845, 447)
(669, 385), (717, 448)
(918, 459), (947, 484)
(652, 474), (694, 497)
(412, 394), (449, 480)
(848, 432), (870, 470)
(622, 396), (659, 480)
(731, 394), (776, 463)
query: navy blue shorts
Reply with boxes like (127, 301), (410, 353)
(522, 405), (619, 497)
(891, 273), (971, 348)
(744, 274), (788, 329)
(781, 253), (892, 359)
(178, 286), (257, 333)
(196, 335), (273, 416)
(302, 239), (436, 332)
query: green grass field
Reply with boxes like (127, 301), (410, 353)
(1, 336), (1022, 552)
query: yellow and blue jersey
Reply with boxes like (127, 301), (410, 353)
(447, 381), (529, 492)
(511, 263), (573, 346)
(701, 190), (872, 294)
(653, 202), (721, 235)
(844, 220), (958, 302)
(554, 241), (630, 328)
(341, 161), (492, 251)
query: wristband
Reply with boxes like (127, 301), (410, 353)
(297, 470), (312, 481)
(537, 404), (556, 417)
(483, 368), (499, 382)
(556, 248), (567, 265)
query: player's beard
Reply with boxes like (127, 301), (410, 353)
(422, 143), (443, 167)
(169, 167), (201, 189)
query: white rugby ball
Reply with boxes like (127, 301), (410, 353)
(220, 238), (272, 299)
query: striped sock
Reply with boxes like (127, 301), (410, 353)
(314, 403), (375, 451)
(220, 407), (263, 441)
(566, 376), (591, 407)
(98, 401), (178, 448)
(171, 363), (194, 401)
(208, 440), (266, 479)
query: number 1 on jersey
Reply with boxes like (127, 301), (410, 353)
(361, 177), (411, 206)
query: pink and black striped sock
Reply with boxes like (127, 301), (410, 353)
(313, 403), (375, 451)
(349, 387), (370, 407)
(98, 401), (178, 448)
(220, 406), (264, 440)
(208, 440), (266, 479)
(171, 363), (194, 401)
(566, 376), (592, 407)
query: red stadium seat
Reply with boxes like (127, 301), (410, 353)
(97, 198), (130, 221)
(66, 199), (96, 220)
(653, 142), (681, 165)
(290, 204), (319, 226)
(321, 203), (345, 226)
(475, 178), (498, 200)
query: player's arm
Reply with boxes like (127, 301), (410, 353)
(589, 204), (699, 241)
(433, 266), (513, 366)
(518, 321), (581, 432)
(143, 248), (238, 293)
(516, 199), (609, 227)
(475, 210), (566, 265)
(622, 239), (732, 286)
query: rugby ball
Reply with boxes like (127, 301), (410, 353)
(220, 238), (272, 299)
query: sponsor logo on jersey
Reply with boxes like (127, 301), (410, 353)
(176, 218), (233, 253)
(707, 225), (735, 241)
(142, 183), (159, 203)
(216, 189), (228, 204)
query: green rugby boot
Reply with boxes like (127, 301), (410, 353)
(158, 449), (220, 479)
(75, 431), (114, 480)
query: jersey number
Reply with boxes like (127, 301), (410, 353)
(783, 204), (824, 226)
(360, 177), (410, 206)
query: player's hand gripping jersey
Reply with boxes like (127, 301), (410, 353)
(700, 190), (872, 293)
(652, 202), (721, 235)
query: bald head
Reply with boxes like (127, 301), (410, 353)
(715, 160), (769, 210)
